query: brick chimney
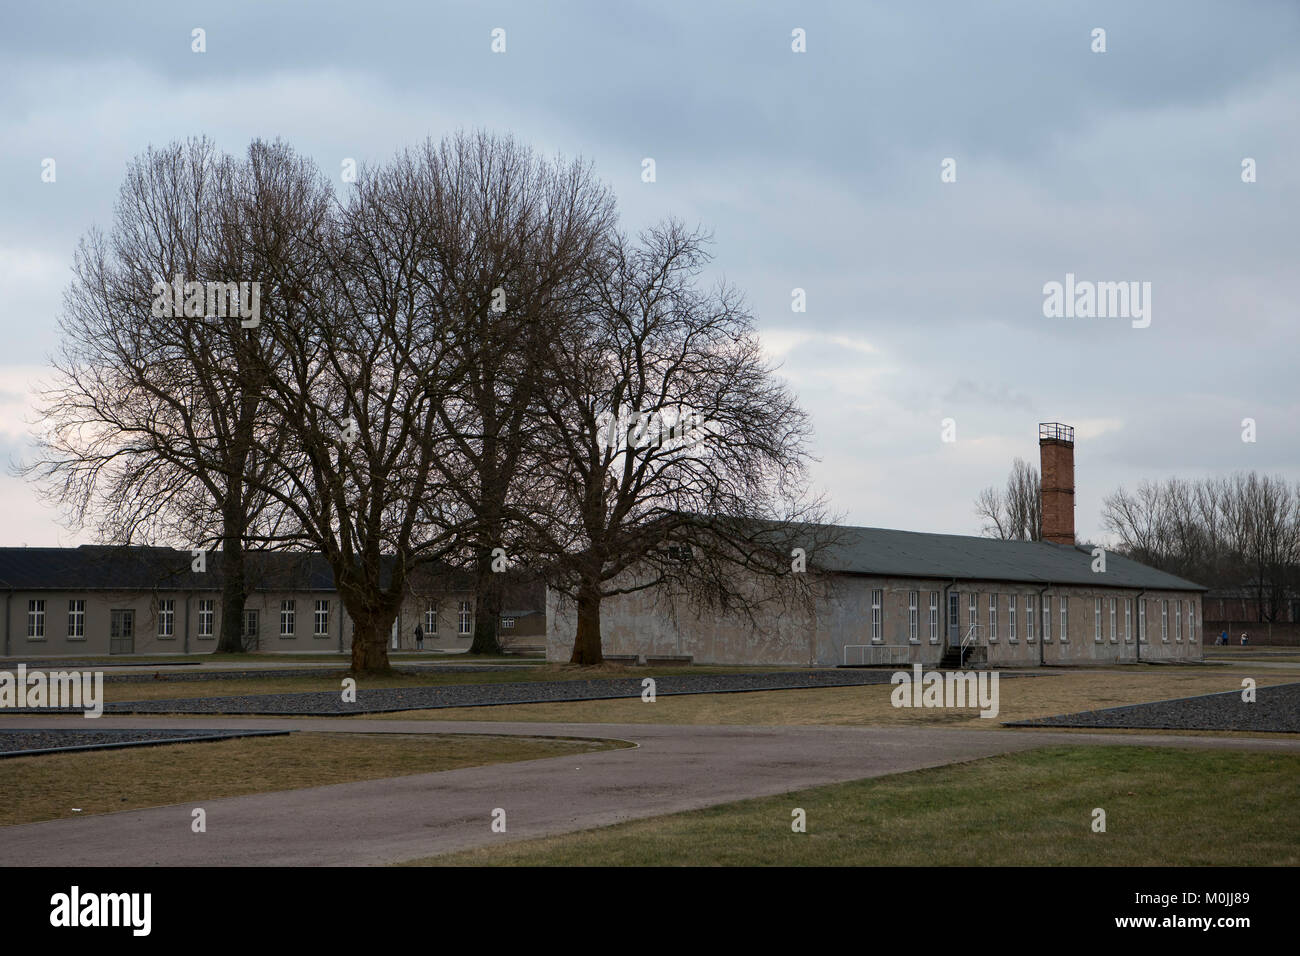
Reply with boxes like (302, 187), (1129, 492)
(1039, 422), (1075, 545)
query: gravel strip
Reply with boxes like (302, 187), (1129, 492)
(1004, 681), (1300, 733)
(0, 728), (289, 758)
(3, 664), (520, 685)
(0, 668), (1032, 716)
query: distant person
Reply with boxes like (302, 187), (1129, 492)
(1240, 632), (1248, 646)
(1220, 630), (1228, 646)
(414, 623), (424, 651)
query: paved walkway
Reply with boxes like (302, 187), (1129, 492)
(2, 715), (1296, 866)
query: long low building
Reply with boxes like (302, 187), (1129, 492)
(547, 423), (1206, 667)
(0, 547), (543, 657)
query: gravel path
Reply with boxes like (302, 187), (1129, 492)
(1005, 681), (1300, 733)
(0, 728), (289, 758)
(7, 668), (1034, 716)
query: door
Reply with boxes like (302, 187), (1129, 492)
(110, 609), (134, 654)
(242, 609), (259, 651)
(391, 617), (399, 650)
(948, 592), (961, 646)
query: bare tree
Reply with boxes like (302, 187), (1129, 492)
(404, 132), (618, 655)
(227, 148), (474, 674)
(1102, 472), (1300, 619)
(975, 458), (1041, 540)
(525, 221), (829, 665)
(21, 138), (319, 652)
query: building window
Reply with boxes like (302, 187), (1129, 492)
(1094, 598), (1102, 643)
(425, 602), (438, 634)
(929, 591), (939, 643)
(67, 599), (85, 639)
(871, 589), (883, 642)
(1161, 600), (1169, 642)
(314, 599), (329, 637)
(948, 592), (960, 644)
(158, 598), (175, 638)
(27, 599), (45, 639)
(908, 591), (918, 643)
(281, 600), (296, 637)
(968, 593), (977, 640)
(1139, 600), (1147, 643)
(1060, 597), (1069, 643)
(1108, 598), (1117, 643)
(458, 601), (472, 636)
(198, 599), (214, 638)
(1008, 597), (1017, 642)
(1026, 595), (1036, 642)
(989, 593), (998, 642)
(1187, 601), (1195, 644)
(1175, 601), (1182, 642)
(501, 617), (516, 629)
(1042, 596), (1052, 642)
(1124, 599), (1133, 643)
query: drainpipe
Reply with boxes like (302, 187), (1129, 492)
(1037, 584), (1050, 667)
(1135, 590), (1145, 663)
(942, 578), (957, 660)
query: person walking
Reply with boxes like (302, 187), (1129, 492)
(414, 622), (424, 651)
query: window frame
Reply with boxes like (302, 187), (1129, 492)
(988, 593), (998, 643)
(908, 590), (919, 643)
(198, 599), (215, 639)
(458, 600), (473, 636)
(1025, 594), (1036, 642)
(67, 599), (85, 639)
(314, 599), (330, 638)
(1059, 596), (1069, 642)
(27, 599), (45, 639)
(280, 599), (296, 638)
(871, 589), (883, 643)
(1008, 596), (1017, 642)
(157, 597), (175, 638)
(928, 591), (939, 644)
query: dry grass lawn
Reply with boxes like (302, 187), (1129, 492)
(0, 732), (620, 827)
(411, 745), (1300, 867)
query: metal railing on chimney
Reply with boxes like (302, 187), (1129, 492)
(1039, 422), (1074, 443)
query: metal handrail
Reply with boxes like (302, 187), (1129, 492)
(960, 623), (981, 668)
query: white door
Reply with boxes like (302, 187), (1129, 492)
(391, 618), (398, 649)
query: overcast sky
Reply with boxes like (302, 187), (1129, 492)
(2, 0), (1297, 547)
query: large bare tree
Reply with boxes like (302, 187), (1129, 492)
(526, 220), (828, 665)
(23, 137), (320, 652)
(405, 132), (618, 655)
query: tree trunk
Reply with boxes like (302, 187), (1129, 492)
(470, 560), (503, 655)
(216, 523), (246, 654)
(349, 609), (394, 675)
(569, 577), (604, 665)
